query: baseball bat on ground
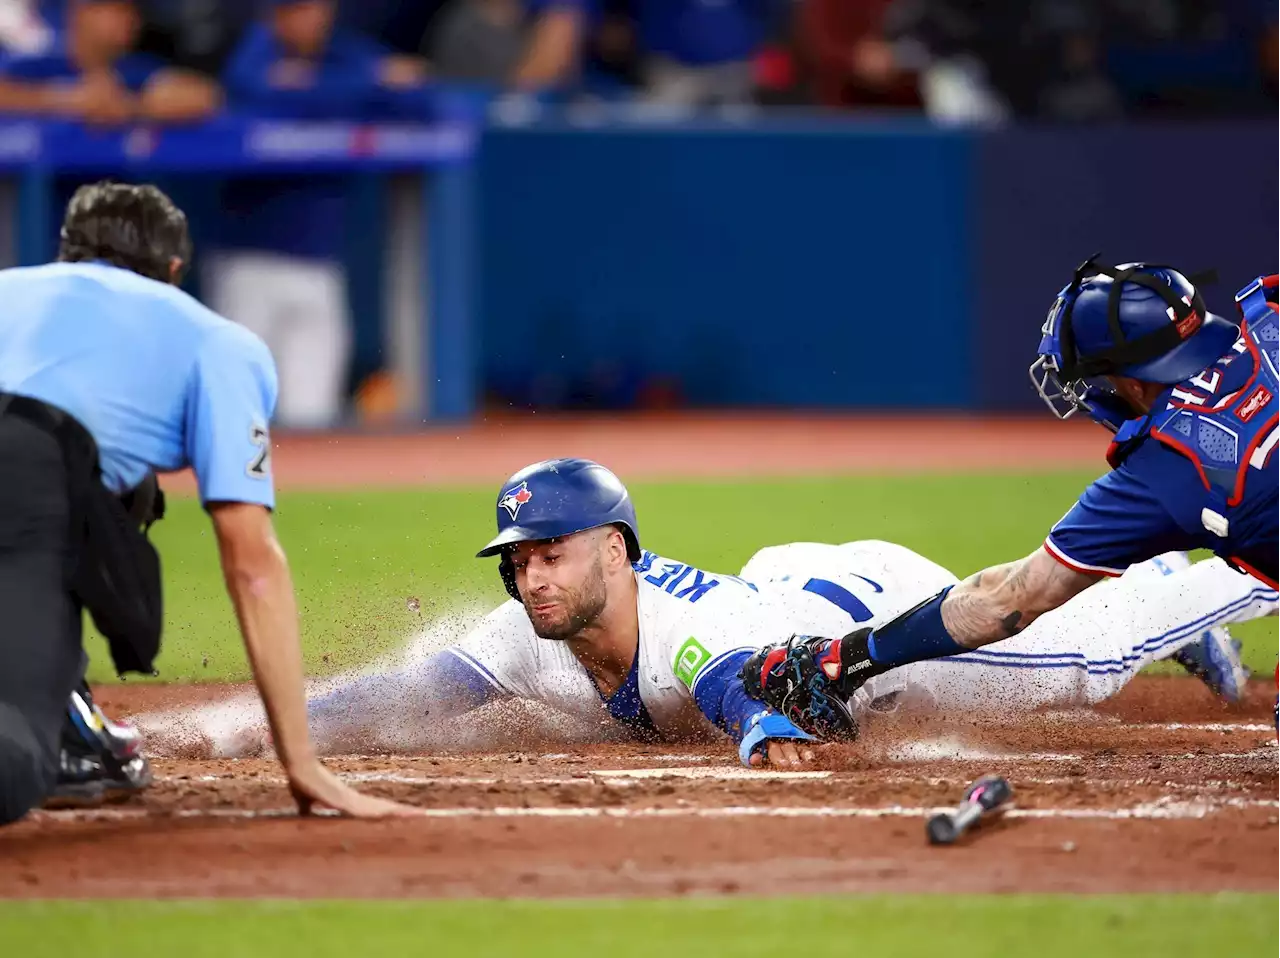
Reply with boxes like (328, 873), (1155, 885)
(926, 774), (1013, 846)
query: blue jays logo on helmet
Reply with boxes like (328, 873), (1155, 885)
(498, 481), (532, 520)
(476, 458), (643, 601)
(1029, 258), (1240, 430)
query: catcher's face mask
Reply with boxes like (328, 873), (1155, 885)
(1029, 283), (1093, 423)
(1028, 256), (1217, 434)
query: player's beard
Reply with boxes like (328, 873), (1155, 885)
(525, 554), (609, 642)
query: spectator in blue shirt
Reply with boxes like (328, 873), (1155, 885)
(638, 0), (771, 107)
(0, 0), (219, 124)
(206, 0), (426, 429)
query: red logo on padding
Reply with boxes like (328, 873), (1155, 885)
(1236, 386), (1273, 423)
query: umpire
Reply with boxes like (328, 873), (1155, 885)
(0, 181), (418, 825)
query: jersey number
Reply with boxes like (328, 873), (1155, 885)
(246, 424), (270, 479)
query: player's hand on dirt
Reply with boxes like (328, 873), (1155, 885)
(287, 760), (424, 819)
(749, 739), (816, 769)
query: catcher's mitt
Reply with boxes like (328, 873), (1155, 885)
(739, 634), (867, 741)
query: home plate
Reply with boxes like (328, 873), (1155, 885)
(591, 767), (833, 781)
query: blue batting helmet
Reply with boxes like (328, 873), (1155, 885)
(1029, 256), (1240, 428)
(476, 458), (642, 600)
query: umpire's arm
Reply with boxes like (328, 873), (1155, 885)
(187, 326), (418, 819)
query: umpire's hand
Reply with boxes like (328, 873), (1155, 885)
(211, 502), (424, 820)
(287, 760), (423, 819)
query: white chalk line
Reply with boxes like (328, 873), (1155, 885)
(163, 768), (1272, 794)
(1128, 722), (1274, 732)
(166, 769), (834, 788)
(33, 796), (1279, 825)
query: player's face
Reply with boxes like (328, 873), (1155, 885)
(273, 1), (336, 58)
(510, 532), (610, 641)
(70, 1), (141, 63)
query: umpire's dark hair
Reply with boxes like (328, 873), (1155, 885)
(57, 180), (193, 285)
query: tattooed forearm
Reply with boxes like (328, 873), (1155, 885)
(940, 549), (1099, 649)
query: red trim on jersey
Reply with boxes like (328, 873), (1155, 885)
(1041, 539), (1123, 578)
(1230, 556), (1278, 590)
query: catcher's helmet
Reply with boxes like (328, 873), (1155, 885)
(1030, 256), (1240, 428)
(476, 458), (642, 600)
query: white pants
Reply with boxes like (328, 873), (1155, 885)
(889, 551), (1276, 714)
(203, 251), (352, 428)
(741, 542), (1277, 716)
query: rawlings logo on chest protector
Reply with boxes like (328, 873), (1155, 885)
(1236, 386), (1273, 423)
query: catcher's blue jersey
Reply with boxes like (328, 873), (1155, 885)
(1046, 285), (1278, 586)
(0, 261), (278, 506)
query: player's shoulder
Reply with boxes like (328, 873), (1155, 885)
(480, 598), (538, 633)
(633, 549), (757, 611)
(465, 598), (543, 653)
(1106, 437), (1204, 495)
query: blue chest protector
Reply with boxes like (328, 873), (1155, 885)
(1106, 275), (1279, 584)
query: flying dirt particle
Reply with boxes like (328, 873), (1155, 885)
(322, 654), (330, 664)
(201, 656), (208, 669)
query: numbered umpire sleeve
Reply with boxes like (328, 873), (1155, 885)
(184, 325), (280, 509)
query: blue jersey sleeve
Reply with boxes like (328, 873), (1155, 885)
(690, 650), (810, 744)
(1046, 441), (1206, 576)
(307, 650), (503, 727)
(185, 324), (279, 508)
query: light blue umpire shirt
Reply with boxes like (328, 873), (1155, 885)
(0, 260), (278, 507)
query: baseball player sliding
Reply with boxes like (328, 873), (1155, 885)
(166, 458), (1275, 768)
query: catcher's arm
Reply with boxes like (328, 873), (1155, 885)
(739, 550), (1100, 726)
(940, 548), (1099, 648)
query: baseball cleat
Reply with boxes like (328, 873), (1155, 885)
(44, 684), (153, 809)
(1169, 627), (1250, 704)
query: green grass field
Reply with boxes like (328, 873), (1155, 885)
(91, 470), (1276, 684)
(0, 896), (1275, 957)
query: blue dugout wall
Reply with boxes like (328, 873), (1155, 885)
(2, 115), (1273, 417)
(477, 118), (1276, 413)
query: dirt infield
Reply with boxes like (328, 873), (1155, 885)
(2, 676), (1275, 898)
(1, 415), (1274, 899)
(158, 412), (1107, 493)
